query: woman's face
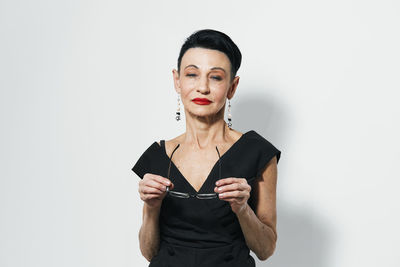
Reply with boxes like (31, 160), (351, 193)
(172, 47), (239, 120)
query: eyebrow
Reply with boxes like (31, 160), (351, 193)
(184, 64), (226, 74)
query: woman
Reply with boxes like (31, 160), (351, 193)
(132, 29), (281, 267)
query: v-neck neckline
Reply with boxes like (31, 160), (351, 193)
(155, 130), (253, 194)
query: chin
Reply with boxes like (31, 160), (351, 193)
(188, 110), (217, 118)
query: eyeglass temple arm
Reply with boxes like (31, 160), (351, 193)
(167, 145), (221, 191)
(215, 146), (221, 184)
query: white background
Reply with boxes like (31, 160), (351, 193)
(1, 0), (399, 266)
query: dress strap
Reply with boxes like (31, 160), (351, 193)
(160, 140), (165, 149)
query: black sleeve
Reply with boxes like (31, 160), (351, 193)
(131, 143), (154, 179)
(256, 140), (281, 177)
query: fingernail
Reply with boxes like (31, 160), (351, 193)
(216, 182), (219, 186)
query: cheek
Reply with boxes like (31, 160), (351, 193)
(179, 80), (193, 97)
(212, 84), (229, 101)
(178, 82), (193, 104)
(180, 79), (195, 91)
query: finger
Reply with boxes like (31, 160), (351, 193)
(218, 190), (243, 199)
(143, 173), (170, 185)
(214, 183), (242, 194)
(142, 186), (166, 195)
(149, 179), (172, 193)
(215, 177), (239, 186)
(219, 197), (240, 202)
(168, 182), (174, 190)
(152, 174), (173, 187)
(141, 194), (162, 201)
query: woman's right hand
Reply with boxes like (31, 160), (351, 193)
(138, 173), (174, 209)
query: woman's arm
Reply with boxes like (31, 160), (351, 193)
(235, 156), (278, 261)
(139, 203), (161, 262)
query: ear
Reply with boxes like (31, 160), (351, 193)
(227, 76), (240, 100)
(172, 69), (181, 94)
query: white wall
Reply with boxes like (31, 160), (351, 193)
(1, 0), (399, 266)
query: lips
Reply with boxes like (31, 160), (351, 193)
(192, 98), (212, 105)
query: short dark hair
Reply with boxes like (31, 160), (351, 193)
(177, 29), (242, 81)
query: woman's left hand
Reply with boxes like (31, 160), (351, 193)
(214, 178), (251, 215)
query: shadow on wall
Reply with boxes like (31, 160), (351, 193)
(234, 93), (331, 267)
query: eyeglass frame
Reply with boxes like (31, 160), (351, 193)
(165, 143), (222, 199)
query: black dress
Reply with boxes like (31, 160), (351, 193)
(132, 130), (281, 267)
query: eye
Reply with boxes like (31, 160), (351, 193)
(186, 73), (197, 77)
(211, 76), (222, 81)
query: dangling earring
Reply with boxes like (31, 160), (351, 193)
(227, 99), (232, 128)
(175, 93), (181, 121)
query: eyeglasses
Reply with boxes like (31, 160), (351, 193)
(165, 143), (221, 199)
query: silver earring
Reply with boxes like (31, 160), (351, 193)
(176, 94), (181, 121)
(227, 99), (232, 128)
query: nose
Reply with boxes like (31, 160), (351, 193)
(197, 75), (209, 94)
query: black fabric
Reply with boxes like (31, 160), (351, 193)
(149, 239), (256, 267)
(131, 130), (281, 267)
(131, 143), (156, 179)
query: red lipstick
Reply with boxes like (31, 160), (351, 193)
(192, 98), (212, 105)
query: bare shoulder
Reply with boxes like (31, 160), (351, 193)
(155, 135), (181, 148)
(164, 133), (185, 157)
(229, 128), (244, 140)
